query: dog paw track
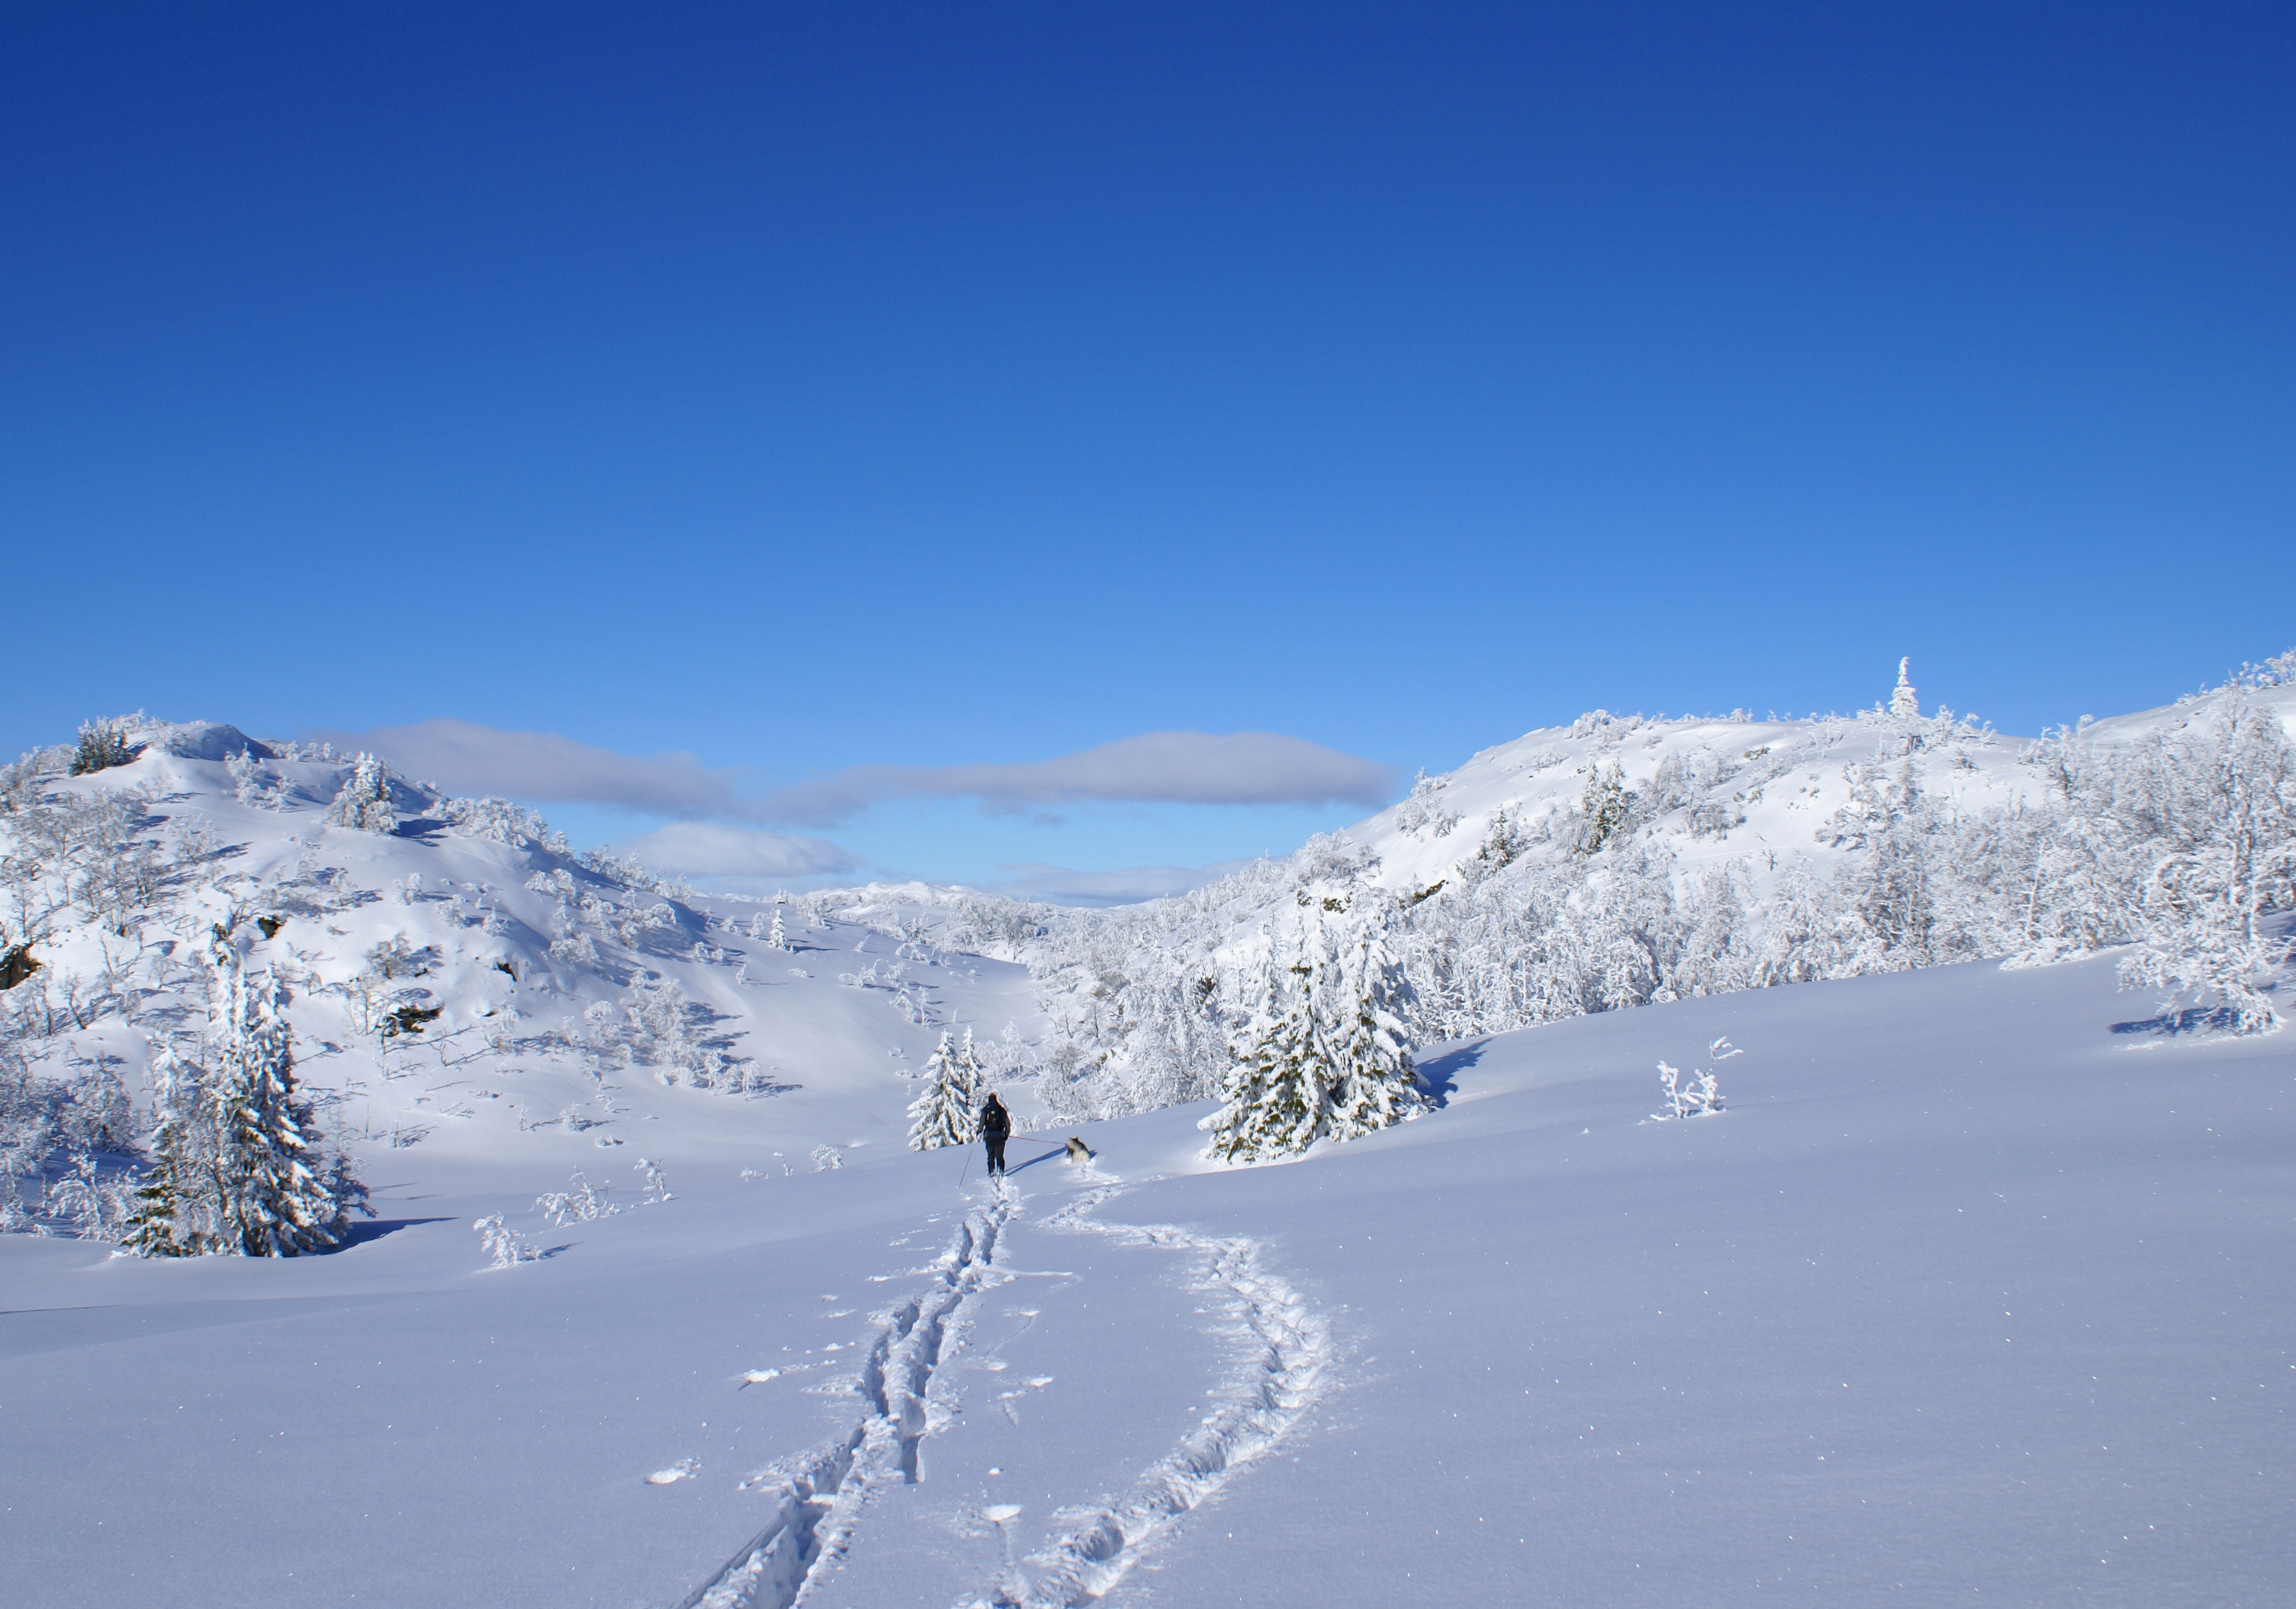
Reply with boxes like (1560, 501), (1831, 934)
(677, 1198), (1012, 1609)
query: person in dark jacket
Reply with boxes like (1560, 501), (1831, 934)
(979, 1092), (1011, 1177)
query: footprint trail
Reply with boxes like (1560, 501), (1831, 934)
(987, 1183), (1334, 1608)
(676, 1192), (1013, 1609)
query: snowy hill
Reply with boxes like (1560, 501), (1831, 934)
(1349, 674), (2296, 905)
(0, 719), (1046, 1220)
(991, 665), (2295, 1122)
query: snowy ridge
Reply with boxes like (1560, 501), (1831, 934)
(684, 1195), (1014, 1609)
(998, 672), (2296, 1121)
(997, 1183), (1333, 1608)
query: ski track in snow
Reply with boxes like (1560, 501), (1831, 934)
(674, 1179), (1331, 1609)
(676, 1193), (1014, 1609)
(986, 1182), (1333, 1609)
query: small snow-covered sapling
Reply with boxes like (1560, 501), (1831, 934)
(1655, 1036), (1739, 1119)
(473, 1213), (536, 1268)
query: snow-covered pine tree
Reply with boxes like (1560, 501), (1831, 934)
(1317, 892), (1424, 1141)
(225, 746), (265, 806)
(1198, 959), (1319, 1163)
(122, 936), (361, 1256)
(905, 1030), (977, 1149)
(119, 1040), (210, 1256)
(1891, 658), (1920, 717)
(200, 938), (355, 1255)
(1200, 880), (1423, 1162)
(1574, 761), (1633, 854)
(325, 753), (398, 832)
(768, 909), (787, 951)
(68, 720), (133, 775)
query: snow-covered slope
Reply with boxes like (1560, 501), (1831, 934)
(1350, 680), (2296, 905)
(4, 944), (2288, 1606)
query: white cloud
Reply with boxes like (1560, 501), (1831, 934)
(312, 720), (1397, 827)
(307, 719), (751, 818)
(615, 822), (859, 880)
(987, 859), (1259, 907)
(761, 731), (1398, 826)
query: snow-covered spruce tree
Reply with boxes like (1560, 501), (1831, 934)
(224, 746), (265, 806)
(1319, 891), (1423, 1141)
(905, 1030), (977, 1150)
(1891, 658), (1920, 717)
(199, 939), (355, 1254)
(1199, 963), (1319, 1163)
(118, 1040), (210, 1256)
(768, 909), (787, 951)
(1572, 761), (1633, 854)
(1395, 770), (1460, 839)
(69, 720), (133, 776)
(1200, 882), (1422, 1162)
(325, 753), (398, 833)
(123, 936), (359, 1257)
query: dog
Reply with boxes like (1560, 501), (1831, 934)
(1064, 1137), (1092, 1163)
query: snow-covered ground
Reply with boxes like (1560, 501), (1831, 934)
(6, 942), (2290, 1605)
(3, 676), (2293, 1605)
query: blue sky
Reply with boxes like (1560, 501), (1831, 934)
(6, 4), (2290, 898)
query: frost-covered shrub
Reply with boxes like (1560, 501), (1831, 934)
(0, 1053), (138, 1237)
(535, 1168), (617, 1225)
(444, 795), (553, 846)
(225, 747), (268, 807)
(1394, 771), (1461, 839)
(2098, 697), (2296, 1032)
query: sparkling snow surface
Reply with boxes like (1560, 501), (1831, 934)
(6, 947), (2291, 1606)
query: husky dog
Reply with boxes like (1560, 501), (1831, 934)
(1064, 1137), (1092, 1162)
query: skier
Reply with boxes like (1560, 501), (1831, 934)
(978, 1091), (1011, 1178)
